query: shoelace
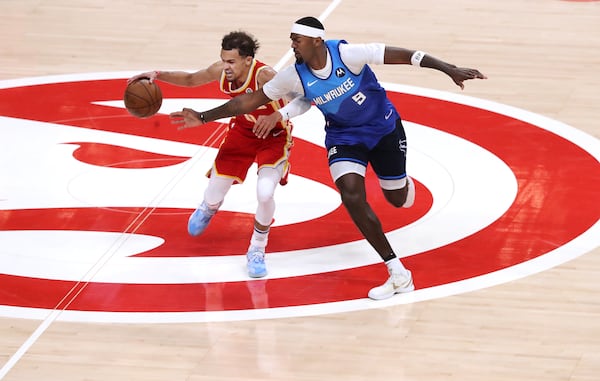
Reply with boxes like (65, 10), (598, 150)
(387, 269), (407, 285)
(248, 251), (265, 263)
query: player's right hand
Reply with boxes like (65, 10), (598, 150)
(170, 108), (205, 130)
(127, 71), (159, 84)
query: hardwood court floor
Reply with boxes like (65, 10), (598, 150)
(1, 1), (600, 380)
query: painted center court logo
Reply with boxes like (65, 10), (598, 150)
(0, 72), (599, 323)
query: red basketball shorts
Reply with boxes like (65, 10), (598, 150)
(210, 122), (293, 185)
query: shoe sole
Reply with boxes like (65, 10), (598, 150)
(248, 270), (267, 278)
(368, 276), (415, 300)
(368, 285), (414, 300)
(187, 226), (205, 236)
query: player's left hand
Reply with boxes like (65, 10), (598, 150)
(170, 108), (205, 130)
(450, 67), (487, 89)
(253, 112), (283, 139)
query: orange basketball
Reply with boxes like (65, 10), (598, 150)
(123, 78), (162, 118)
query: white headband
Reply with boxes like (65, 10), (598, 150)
(290, 23), (325, 38)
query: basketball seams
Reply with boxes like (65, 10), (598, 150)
(124, 78), (162, 118)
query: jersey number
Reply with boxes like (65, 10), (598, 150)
(352, 92), (366, 105)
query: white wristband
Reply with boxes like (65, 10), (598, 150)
(410, 51), (426, 67)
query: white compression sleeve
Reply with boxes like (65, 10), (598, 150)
(203, 169), (234, 205)
(278, 95), (312, 121)
(255, 165), (283, 226)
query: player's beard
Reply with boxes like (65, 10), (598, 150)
(294, 50), (304, 64)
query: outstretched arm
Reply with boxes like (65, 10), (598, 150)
(128, 61), (223, 87)
(253, 95), (312, 139)
(383, 47), (487, 89)
(170, 88), (272, 129)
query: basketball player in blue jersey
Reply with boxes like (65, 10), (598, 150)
(171, 16), (487, 300)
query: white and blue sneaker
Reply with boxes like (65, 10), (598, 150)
(246, 246), (267, 278)
(187, 201), (221, 236)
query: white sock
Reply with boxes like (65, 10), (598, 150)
(249, 225), (270, 250)
(385, 257), (408, 275)
(203, 200), (221, 213)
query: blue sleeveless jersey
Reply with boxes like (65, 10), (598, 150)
(295, 40), (399, 149)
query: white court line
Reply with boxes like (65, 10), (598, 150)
(0, 122), (227, 379)
(0, 124), (228, 379)
(0, 2), (343, 379)
(273, 0), (343, 71)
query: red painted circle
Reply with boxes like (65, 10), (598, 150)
(0, 78), (599, 313)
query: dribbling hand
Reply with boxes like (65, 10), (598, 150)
(127, 70), (159, 84)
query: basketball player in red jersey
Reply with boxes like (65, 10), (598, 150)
(129, 31), (297, 278)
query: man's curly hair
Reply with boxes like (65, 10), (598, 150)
(221, 31), (260, 57)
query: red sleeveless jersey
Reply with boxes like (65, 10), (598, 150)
(219, 59), (290, 132)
